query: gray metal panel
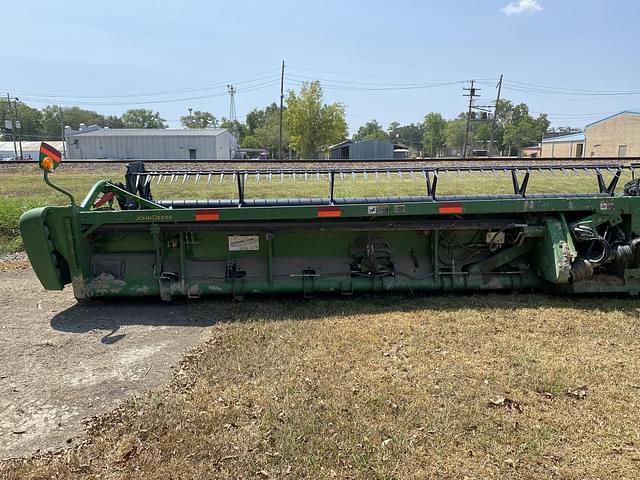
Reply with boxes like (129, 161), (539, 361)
(66, 131), (237, 160)
(349, 140), (393, 160)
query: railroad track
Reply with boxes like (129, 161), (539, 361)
(2, 157), (639, 172)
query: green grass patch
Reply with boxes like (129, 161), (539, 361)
(0, 197), (54, 255)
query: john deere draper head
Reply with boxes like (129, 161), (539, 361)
(19, 147), (640, 301)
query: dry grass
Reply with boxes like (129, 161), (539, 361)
(3, 294), (640, 479)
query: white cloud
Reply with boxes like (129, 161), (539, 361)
(501, 0), (542, 15)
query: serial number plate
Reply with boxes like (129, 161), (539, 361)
(600, 200), (615, 211)
(367, 205), (406, 215)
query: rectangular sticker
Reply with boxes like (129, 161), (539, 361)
(228, 235), (260, 251)
(368, 205), (389, 215)
(393, 205), (406, 214)
(600, 200), (614, 211)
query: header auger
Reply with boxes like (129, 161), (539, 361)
(19, 143), (640, 301)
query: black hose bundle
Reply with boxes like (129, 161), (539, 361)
(624, 178), (640, 196)
(570, 224), (640, 281)
(570, 257), (594, 282)
(572, 224), (610, 265)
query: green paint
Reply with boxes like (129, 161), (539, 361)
(19, 176), (640, 301)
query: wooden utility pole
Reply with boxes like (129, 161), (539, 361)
(6, 93), (17, 159)
(489, 74), (503, 157)
(462, 81), (479, 159)
(278, 60), (285, 160)
(13, 97), (23, 160)
(60, 107), (67, 158)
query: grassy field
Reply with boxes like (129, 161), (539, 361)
(0, 163), (632, 255)
(2, 294), (640, 479)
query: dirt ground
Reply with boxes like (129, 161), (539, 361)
(0, 264), (214, 460)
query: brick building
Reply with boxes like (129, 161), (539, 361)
(541, 132), (585, 158)
(541, 111), (640, 158)
(585, 111), (640, 157)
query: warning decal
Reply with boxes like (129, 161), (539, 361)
(228, 235), (260, 251)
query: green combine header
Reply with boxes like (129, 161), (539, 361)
(19, 143), (640, 301)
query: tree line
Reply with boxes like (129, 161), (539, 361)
(354, 101), (553, 157)
(0, 101), (168, 141)
(1, 80), (563, 157)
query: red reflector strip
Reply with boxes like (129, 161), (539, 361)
(195, 210), (220, 221)
(438, 204), (463, 215)
(317, 207), (341, 218)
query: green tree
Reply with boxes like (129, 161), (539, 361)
(121, 109), (167, 128)
(242, 105), (290, 158)
(104, 115), (125, 129)
(181, 110), (218, 129)
(285, 81), (347, 159)
(220, 117), (247, 142)
(422, 112), (447, 157)
(495, 101), (549, 155)
(352, 120), (389, 142)
(445, 114), (467, 151)
(246, 103), (279, 135)
(472, 122), (492, 145)
(242, 117), (290, 158)
(388, 122), (423, 152)
(0, 99), (42, 141)
(40, 105), (107, 138)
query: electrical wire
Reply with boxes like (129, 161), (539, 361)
(14, 80), (281, 106)
(1, 70), (280, 100)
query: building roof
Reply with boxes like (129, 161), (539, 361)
(541, 132), (585, 143)
(585, 111), (640, 128)
(329, 139), (353, 149)
(67, 128), (228, 137)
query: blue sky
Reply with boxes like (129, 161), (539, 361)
(4, 0), (639, 132)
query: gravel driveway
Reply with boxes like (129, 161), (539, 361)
(0, 266), (215, 460)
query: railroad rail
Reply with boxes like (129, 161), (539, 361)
(2, 156), (640, 166)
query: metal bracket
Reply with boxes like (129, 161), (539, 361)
(329, 172), (335, 205)
(511, 170), (530, 197)
(236, 172), (245, 206)
(81, 181), (167, 210)
(597, 168), (622, 196)
(426, 171), (438, 199)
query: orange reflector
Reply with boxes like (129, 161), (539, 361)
(438, 204), (463, 215)
(195, 210), (220, 221)
(317, 207), (341, 218)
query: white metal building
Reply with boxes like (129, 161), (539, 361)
(65, 127), (238, 160)
(0, 141), (66, 161)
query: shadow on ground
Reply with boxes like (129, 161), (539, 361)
(50, 298), (219, 344)
(50, 291), (640, 344)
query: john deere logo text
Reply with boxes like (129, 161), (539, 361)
(135, 214), (173, 222)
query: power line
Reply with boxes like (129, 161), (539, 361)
(15, 80), (281, 106)
(287, 72), (465, 87)
(0, 70), (280, 100)
(287, 78), (463, 92)
(288, 65), (495, 83)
